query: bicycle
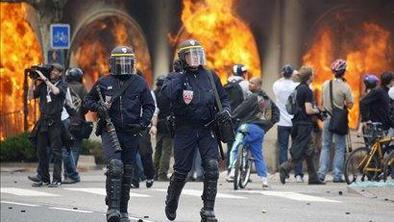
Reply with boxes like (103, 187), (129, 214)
(344, 122), (394, 184)
(232, 129), (255, 190)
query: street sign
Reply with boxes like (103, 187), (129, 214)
(50, 24), (70, 49)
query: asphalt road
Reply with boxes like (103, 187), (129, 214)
(1, 170), (393, 222)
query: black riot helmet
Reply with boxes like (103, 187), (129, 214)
(156, 74), (167, 87)
(177, 39), (206, 70)
(109, 46), (136, 75)
(65, 67), (83, 83)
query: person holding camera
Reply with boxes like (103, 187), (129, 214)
(27, 63), (68, 187)
(84, 46), (155, 222)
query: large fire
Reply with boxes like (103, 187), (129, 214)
(71, 16), (152, 90)
(303, 22), (393, 128)
(0, 3), (43, 140)
(176, 0), (261, 82)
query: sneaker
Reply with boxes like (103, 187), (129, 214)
(295, 175), (304, 183)
(279, 164), (289, 185)
(261, 177), (269, 188)
(62, 177), (80, 184)
(333, 178), (345, 183)
(28, 175), (41, 183)
(131, 180), (140, 189)
(48, 180), (62, 188)
(32, 181), (49, 187)
(308, 180), (325, 185)
(146, 179), (154, 188)
(226, 168), (235, 182)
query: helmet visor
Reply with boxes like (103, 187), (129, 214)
(183, 48), (205, 67)
(114, 57), (135, 75)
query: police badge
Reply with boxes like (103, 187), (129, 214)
(182, 90), (194, 105)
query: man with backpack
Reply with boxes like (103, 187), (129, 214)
(225, 64), (250, 110)
(226, 77), (280, 187)
(65, 67), (89, 167)
(224, 64), (250, 167)
(279, 66), (325, 185)
(273, 65), (304, 182)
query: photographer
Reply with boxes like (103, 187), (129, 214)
(28, 63), (67, 187)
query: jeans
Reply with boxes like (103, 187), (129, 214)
(318, 119), (346, 181)
(62, 148), (80, 180)
(62, 118), (80, 180)
(229, 124), (267, 177)
(71, 139), (82, 167)
(278, 126), (303, 177)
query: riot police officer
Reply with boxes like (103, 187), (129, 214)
(162, 39), (231, 222)
(84, 46), (155, 222)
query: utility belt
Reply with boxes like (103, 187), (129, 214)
(39, 114), (62, 126)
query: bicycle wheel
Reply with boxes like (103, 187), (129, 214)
(344, 147), (380, 185)
(239, 147), (252, 189)
(383, 151), (394, 182)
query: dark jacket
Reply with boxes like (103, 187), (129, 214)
(161, 67), (230, 127)
(232, 90), (280, 132)
(360, 86), (394, 130)
(83, 74), (155, 130)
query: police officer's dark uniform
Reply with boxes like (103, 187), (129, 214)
(83, 46), (155, 222)
(162, 39), (231, 222)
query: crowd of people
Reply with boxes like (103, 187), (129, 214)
(26, 38), (394, 222)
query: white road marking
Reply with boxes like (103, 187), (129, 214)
(49, 207), (93, 213)
(152, 188), (247, 199)
(1, 201), (39, 207)
(239, 190), (341, 203)
(0, 188), (60, 197)
(64, 188), (150, 198)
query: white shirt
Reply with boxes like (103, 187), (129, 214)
(272, 78), (299, 127)
(227, 76), (251, 99)
(61, 87), (73, 121)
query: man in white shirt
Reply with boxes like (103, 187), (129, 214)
(272, 65), (304, 182)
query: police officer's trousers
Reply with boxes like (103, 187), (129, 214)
(165, 126), (219, 221)
(102, 131), (139, 221)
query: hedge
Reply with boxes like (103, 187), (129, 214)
(0, 132), (104, 163)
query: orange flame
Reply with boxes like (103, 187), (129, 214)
(0, 3), (43, 140)
(72, 16), (152, 90)
(177, 0), (261, 82)
(303, 22), (393, 128)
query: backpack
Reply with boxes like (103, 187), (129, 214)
(286, 86), (299, 115)
(224, 80), (244, 110)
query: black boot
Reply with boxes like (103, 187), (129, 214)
(165, 172), (187, 221)
(305, 156), (325, 185)
(200, 159), (219, 222)
(105, 160), (124, 222)
(120, 164), (134, 222)
(279, 160), (293, 184)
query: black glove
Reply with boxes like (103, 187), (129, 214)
(216, 110), (231, 123)
(128, 124), (144, 134)
(96, 105), (108, 119)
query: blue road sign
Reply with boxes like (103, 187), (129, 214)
(50, 24), (70, 49)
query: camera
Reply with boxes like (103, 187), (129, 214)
(26, 64), (53, 80)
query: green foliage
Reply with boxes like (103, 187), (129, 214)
(81, 139), (104, 164)
(0, 132), (37, 162)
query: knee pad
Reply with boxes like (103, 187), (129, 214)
(171, 170), (188, 182)
(107, 159), (124, 178)
(203, 159), (219, 180)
